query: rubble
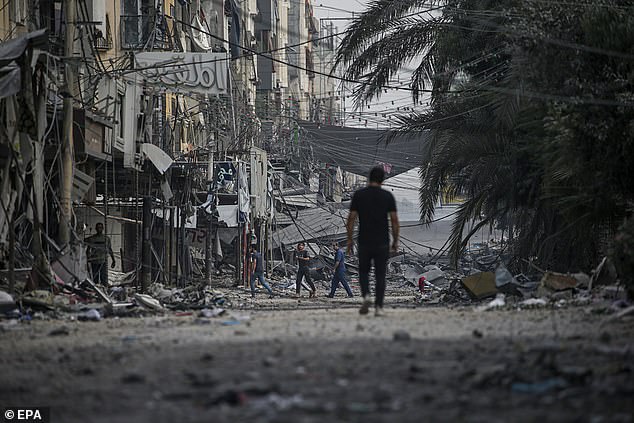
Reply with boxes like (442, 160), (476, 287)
(476, 294), (506, 312)
(133, 293), (165, 312)
(591, 256), (618, 288)
(462, 272), (497, 299)
(393, 330), (411, 342)
(540, 272), (580, 291)
(77, 309), (101, 321)
(518, 298), (548, 308)
(0, 236), (627, 324)
(495, 263), (516, 288)
(0, 290), (16, 313)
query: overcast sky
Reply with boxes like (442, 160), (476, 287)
(312, 1), (424, 213)
(312, 0), (424, 130)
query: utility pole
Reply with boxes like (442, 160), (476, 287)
(141, 196), (152, 292)
(205, 150), (214, 285)
(60, 0), (76, 246)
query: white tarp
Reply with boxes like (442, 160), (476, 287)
(140, 143), (173, 175)
(217, 204), (239, 227)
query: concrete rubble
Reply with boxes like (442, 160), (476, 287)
(1, 235), (631, 324)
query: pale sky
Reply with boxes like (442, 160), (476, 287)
(313, 0), (427, 130)
(313, 1), (425, 212)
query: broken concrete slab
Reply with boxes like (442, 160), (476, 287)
(462, 272), (497, 299)
(0, 290), (16, 313)
(540, 272), (579, 291)
(134, 293), (165, 311)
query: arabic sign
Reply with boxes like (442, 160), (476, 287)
(135, 52), (228, 95)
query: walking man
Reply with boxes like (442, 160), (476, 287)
(85, 222), (115, 287)
(326, 241), (353, 298)
(250, 245), (274, 298)
(295, 242), (316, 297)
(346, 166), (400, 316)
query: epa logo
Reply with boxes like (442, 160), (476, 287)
(3, 408), (49, 422)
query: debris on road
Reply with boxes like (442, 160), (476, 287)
(393, 330), (411, 342)
(463, 272), (497, 299)
(476, 294), (506, 312)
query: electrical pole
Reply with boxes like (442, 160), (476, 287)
(141, 196), (152, 292)
(60, 0), (76, 246)
(205, 150), (214, 285)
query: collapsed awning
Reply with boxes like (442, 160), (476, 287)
(0, 64), (20, 99)
(0, 29), (48, 100)
(140, 143), (173, 175)
(0, 29), (47, 67)
(298, 121), (428, 177)
(272, 206), (348, 248)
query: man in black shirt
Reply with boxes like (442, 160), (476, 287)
(295, 242), (316, 297)
(250, 245), (273, 298)
(346, 166), (399, 316)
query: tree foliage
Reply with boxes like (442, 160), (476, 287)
(336, 0), (634, 271)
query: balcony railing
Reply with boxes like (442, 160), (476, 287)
(94, 15), (113, 50)
(120, 14), (174, 50)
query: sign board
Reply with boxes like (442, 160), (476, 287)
(135, 52), (228, 95)
(85, 117), (105, 158)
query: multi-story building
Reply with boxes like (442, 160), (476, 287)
(313, 21), (340, 125)
(0, 0), (339, 289)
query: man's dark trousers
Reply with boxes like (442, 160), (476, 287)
(358, 244), (389, 307)
(91, 262), (108, 286)
(296, 268), (315, 294)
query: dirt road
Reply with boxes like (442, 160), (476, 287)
(1, 300), (633, 422)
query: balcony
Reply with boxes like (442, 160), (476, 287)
(120, 14), (174, 50)
(94, 15), (113, 51)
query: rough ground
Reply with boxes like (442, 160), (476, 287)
(1, 295), (633, 423)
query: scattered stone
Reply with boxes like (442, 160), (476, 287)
(511, 377), (567, 394)
(541, 272), (578, 291)
(0, 290), (16, 313)
(48, 326), (70, 336)
(121, 373), (145, 384)
(263, 356), (276, 367)
(200, 353), (214, 362)
(409, 364), (423, 373)
(472, 329), (484, 338)
(557, 366), (592, 383)
(476, 294), (506, 312)
(185, 371), (216, 387)
(78, 309), (101, 321)
(393, 330), (411, 342)
(134, 293), (165, 311)
(519, 298), (548, 308)
(208, 389), (247, 407)
(75, 367), (94, 376)
(599, 331), (611, 344)
(602, 305), (634, 325)
(199, 308), (225, 318)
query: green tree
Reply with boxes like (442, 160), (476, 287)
(336, 0), (634, 271)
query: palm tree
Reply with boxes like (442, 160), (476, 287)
(335, 0), (634, 271)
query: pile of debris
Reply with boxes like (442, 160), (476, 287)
(0, 269), (229, 324)
(389, 249), (630, 315)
